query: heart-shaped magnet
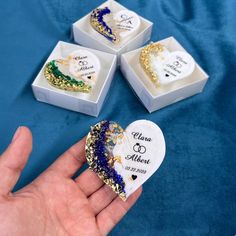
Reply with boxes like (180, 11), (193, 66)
(140, 43), (195, 87)
(90, 7), (140, 44)
(86, 120), (166, 201)
(44, 49), (100, 92)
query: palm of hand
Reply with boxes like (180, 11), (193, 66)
(0, 127), (141, 236)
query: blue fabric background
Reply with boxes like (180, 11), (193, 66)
(0, 0), (235, 235)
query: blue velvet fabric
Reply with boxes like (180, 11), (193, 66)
(0, 0), (235, 235)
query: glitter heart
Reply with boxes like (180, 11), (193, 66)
(90, 7), (140, 44)
(44, 49), (100, 92)
(85, 120), (166, 201)
(140, 42), (195, 86)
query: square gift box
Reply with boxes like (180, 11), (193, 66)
(72, 0), (153, 64)
(120, 37), (209, 113)
(32, 41), (117, 117)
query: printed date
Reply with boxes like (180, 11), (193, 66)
(125, 166), (146, 174)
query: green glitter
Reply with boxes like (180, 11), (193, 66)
(44, 60), (92, 93)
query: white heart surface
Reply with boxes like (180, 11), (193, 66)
(68, 50), (100, 86)
(113, 120), (166, 198)
(159, 51), (195, 85)
(85, 120), (166, 201)
(114, 10), (141, 42)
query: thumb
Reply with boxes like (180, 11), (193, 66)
(0, 126), (32, 195)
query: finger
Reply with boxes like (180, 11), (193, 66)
(46, 137), (86, 178)
(97, 187), (142, 236)
(89, 185), (117, 215)
(0, 127), (32, 195)
(75, 169), (104, 196)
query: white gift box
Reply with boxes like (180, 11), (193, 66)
(72, 0), (153, 64)
(32, 41), (117, 117)
(120, 37), (209, 113)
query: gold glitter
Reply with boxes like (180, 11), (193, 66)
(108, 155), (122, 167)
(44, 59), (92, 93)
(139, 42), (164, 87)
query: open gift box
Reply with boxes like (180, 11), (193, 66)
(120, 37), (209, 113)
(72, 0), (153, 65)
(32, 41), (117, 117)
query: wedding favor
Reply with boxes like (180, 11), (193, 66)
(44, 49), (100, 93)
(32, 41), (117, 117)
(73, 0), (153, 64)
(120, 37), (209, 113)
(86, 120), (166, 200)
(139, 42), (195, 87)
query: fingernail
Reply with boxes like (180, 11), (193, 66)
(12, 127), (22, 142)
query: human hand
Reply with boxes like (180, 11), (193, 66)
(0, 127), (142, 236)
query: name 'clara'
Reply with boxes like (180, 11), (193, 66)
(131, 132), (152, 142)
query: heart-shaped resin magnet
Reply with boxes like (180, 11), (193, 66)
(86, 120), (166, 201)
(44, 49), (100, 92)
(140, 42), (195, 87)
(90, 7), (140, 44)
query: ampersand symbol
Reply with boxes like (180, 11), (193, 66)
(120, 14), (133, 25)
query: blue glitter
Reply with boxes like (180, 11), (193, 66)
(93, 121), (125, 194)
(91, 7), (116, 42)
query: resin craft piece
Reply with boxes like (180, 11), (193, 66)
(140, 42), (195, 86)
(90, 7), (140, 44)
(44, 49), (100, 92)
(85, 120), (166, 201)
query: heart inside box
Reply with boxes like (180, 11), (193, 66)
(85, 120), (166, 200)
(124, 41), (203, 98)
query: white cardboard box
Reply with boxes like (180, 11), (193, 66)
(72, 0), (153, 64)
(120, 37), (209, 113)
(32, 41), (117, 117)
